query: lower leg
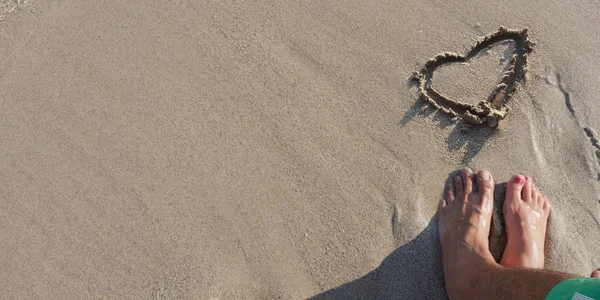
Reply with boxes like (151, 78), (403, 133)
(471, 262), (576, 300)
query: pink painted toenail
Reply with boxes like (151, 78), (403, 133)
(514, 176), (525, 184)
(525, 176), (530, 181)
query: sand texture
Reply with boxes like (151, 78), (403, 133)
(1, 0), (599, 299)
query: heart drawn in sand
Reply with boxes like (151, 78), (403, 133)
(411, 27), (535, 127)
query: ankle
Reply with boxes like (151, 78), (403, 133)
(469, 263), (505, 299)
(446, 258), (499, 299)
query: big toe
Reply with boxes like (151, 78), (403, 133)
(592, 269), (600, 278)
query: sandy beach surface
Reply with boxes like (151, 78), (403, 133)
(1, 0), (599, 298)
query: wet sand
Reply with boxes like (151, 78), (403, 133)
(1, 0), (599, 298)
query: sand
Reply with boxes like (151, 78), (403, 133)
(1, 0), (599, 299)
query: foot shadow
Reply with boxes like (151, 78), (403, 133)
(400, 80), (497, 164)
(311, 174), (508, 300)
(446, 122), (497, 165)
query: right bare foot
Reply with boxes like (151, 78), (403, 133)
(438, 168), (497, 299)
(501, 175), (551, 269)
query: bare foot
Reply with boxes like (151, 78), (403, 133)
(592, 268), (600, 278)
(438, 168), (497, 299)
(501, 175), (551, 269)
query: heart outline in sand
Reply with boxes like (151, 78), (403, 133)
(411, 27), (535, 127)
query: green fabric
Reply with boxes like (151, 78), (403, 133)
(546, 278), (600, 300)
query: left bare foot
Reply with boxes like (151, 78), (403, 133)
(500, 175), (550, 269)
(438, 168), (497, 299)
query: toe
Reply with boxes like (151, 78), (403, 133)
(542, 195), (551, 214)
(446, 184), (456, 202)
(531, 185), (540, 207)
(454, 175), (464, 199)
(592, 269), (600, 278)
(476, 170), (494, 210)
(506, 174), (525, 206)
(445, 181), (455, 204)
(461, 168), (473, 195)
(522, 178), (533, 203)
(535, 192), (544, 208)
(439, 197), (446, 210)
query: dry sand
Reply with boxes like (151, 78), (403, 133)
(1, 0), (599, 299)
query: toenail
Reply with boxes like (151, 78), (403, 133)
(480, 171), (490, 181)
(514, 175), (525, 184)
(525, 176), (530, 181)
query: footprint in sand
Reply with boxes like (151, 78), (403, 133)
(411, 27), (535, 127)
(583, 127), (600, 180)
(551, 73), (600, 181)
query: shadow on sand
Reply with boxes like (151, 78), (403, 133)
(399, 93), (498, 165)
(311, 217), (446, 300)
(311, 173), (509, 300)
